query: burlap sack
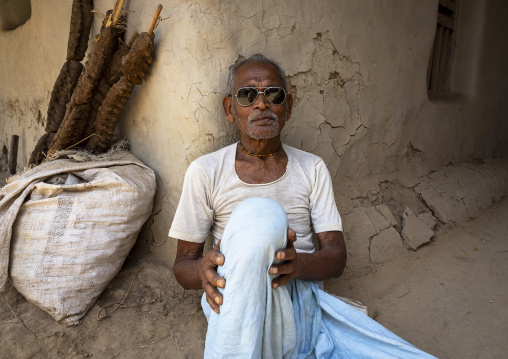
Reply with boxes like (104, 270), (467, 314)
(0, 146), (156, 326)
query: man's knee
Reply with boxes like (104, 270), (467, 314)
(221, 197), (288, 262)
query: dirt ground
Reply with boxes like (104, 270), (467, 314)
(1, 196), (507, 358)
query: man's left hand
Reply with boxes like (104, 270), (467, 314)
(269, 228), (299, 288)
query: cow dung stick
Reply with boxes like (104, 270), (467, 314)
(87, 31), (155, 153)
(148, 4), (163, 35)
(29, 0), (92, 166)
(81, 36), (131, 141)
(28, 60), (83, 165)
(67, 0), (94, 61)
(44, 61), (84, 135)
(8, 135), (19, 175)
(50, 12), (126, 152)
(29, 134), (49, 166)
(85, 76), (135, 153)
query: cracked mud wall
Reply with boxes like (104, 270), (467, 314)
(1, 1), (507, 270)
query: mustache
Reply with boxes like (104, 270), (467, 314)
(248, 111), (278, 122)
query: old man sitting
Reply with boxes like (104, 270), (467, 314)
(170, 54), (435, 358)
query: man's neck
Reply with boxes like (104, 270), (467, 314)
(234, 140), (288, 184)
(238, 135), (282, 155)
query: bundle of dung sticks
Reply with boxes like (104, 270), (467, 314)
(29, 0), (163, 165)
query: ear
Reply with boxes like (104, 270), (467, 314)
(285, 94), (293, 122)
(223, 96), (235, 123)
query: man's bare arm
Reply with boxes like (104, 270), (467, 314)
(270, 230), (347, 288)
(173, 239), (225, 313)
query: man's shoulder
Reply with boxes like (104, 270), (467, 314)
(284, 143), (324, 167)
(189, 142), (236, 175)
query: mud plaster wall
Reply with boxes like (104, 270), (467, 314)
(0, 1), (507, 267)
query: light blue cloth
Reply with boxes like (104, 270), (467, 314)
(202, 197), (437, 359)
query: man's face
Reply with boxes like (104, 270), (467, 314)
(224, 62), (292, 141)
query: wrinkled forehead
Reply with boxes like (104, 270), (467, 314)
(233, 62), (285, 90)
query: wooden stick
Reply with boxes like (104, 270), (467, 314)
(8, 135), (19, 175)
(63, 133), (100, 151)
(127, 32), (138, 47)
(109, 0), (125, 27)
(148, 4), (163, 35)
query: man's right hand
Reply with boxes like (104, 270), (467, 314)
(199, 240), (225, 314)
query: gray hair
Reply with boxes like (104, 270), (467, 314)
(226, 54), (288, 96)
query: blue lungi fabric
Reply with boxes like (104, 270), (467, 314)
(201, 197), (436, 359)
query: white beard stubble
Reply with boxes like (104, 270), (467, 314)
(233, 107), (285, 140)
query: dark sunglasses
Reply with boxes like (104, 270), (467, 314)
(234, 87), (287, 106)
